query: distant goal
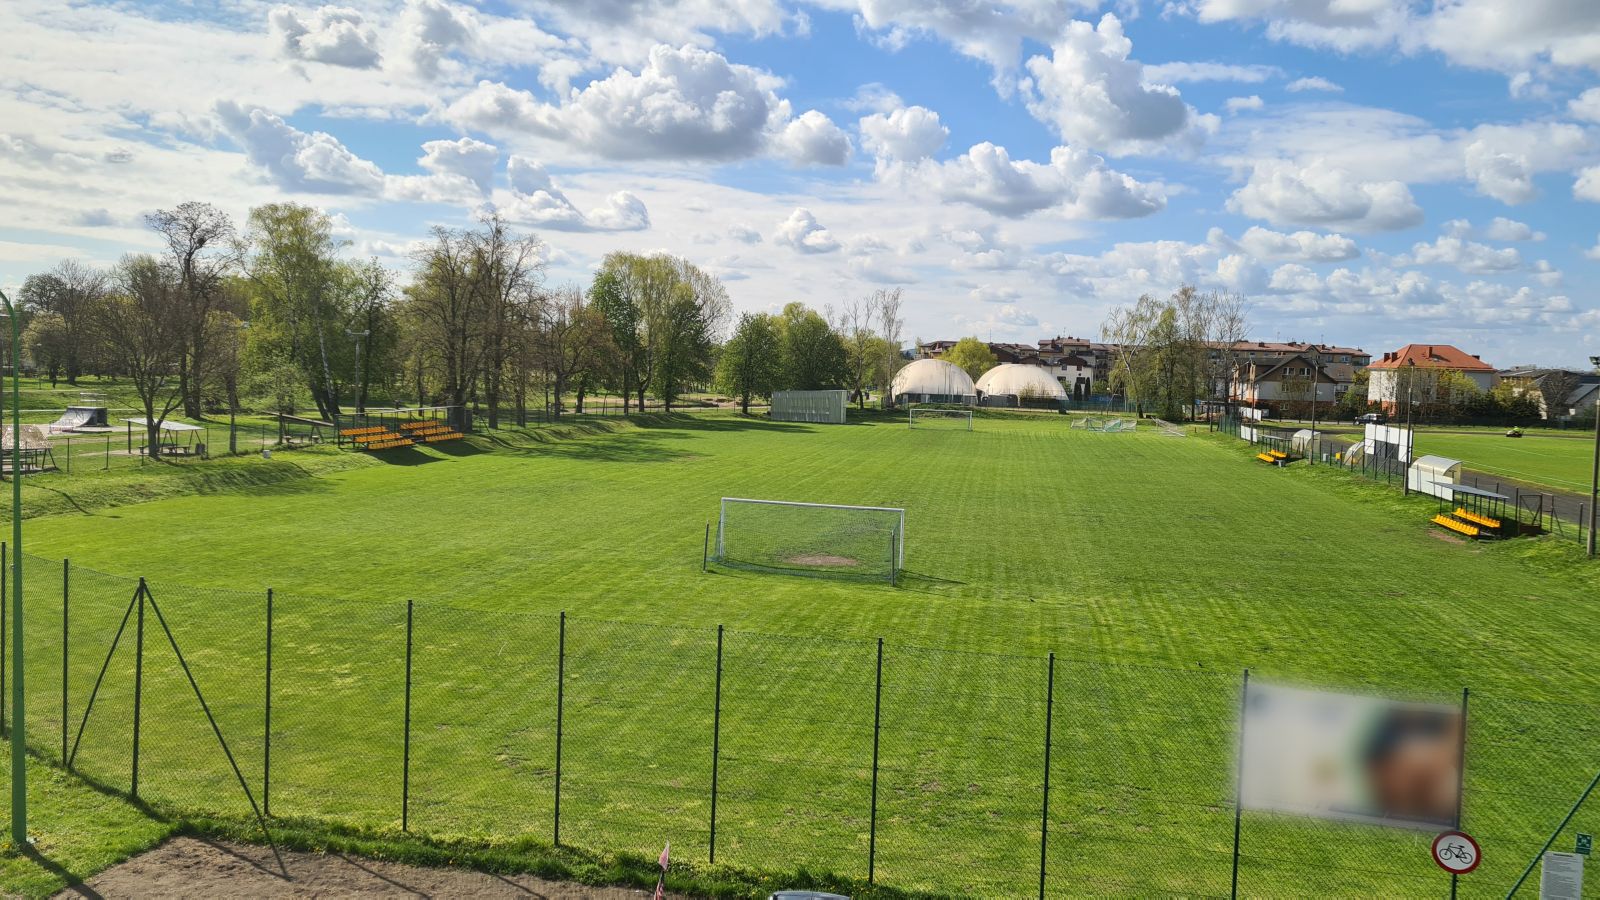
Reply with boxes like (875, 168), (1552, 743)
(712, 497), (904, 583)
(908, 407), (973, 431)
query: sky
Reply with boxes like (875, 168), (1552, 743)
(1, 0), (1598, 368)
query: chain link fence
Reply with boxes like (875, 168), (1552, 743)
(2, 547), (1598, 897)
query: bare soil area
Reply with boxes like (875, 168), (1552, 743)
(59, 836), (674, 899)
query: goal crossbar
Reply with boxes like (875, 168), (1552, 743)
(715, 496), (905, 574)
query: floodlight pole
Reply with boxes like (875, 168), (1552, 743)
(0, 289), (24, 846)
(1402, 361), (1415, 496)
(1588, 356), (1599, 558)
(1308, 346), (1319, 465)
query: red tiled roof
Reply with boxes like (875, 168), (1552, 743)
(1369, 344), (1495, 371)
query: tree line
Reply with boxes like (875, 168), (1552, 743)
(15, 202), (913, 455)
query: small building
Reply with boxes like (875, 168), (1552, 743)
(1408, 455), (1462, 501)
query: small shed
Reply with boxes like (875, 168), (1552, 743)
(1407, 455), (1461, 500)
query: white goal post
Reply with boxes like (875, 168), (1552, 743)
(713, 497), (905, 581)
(908, 407), (973, 430)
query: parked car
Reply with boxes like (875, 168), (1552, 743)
(1356, 413), (1386, 425)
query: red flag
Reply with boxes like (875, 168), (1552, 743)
(654, 841), (669, 900)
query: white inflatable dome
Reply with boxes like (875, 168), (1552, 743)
(976, 363), (1067, 399)
(891, 358), (977, 399)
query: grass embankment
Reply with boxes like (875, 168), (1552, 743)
(4, 410), (1599, 896)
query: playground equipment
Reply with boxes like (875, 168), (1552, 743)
(47, 405), (110, 433)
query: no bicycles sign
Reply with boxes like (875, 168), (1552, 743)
(1432, 831), (1482, 874)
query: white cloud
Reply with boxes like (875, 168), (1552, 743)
(1019, 15), (1193, 152)
(498, 156), (649, 232)
(1227, 160), (1423, 231)
(1142, 61), (1282, 83)
(395, 0), (474, 79)
(1483, 217), (1545, 241)
(727, 223), (763, 244)
(268, 5), (382, 68)
(1226, 95), (1264, 114)
(445, 44), (848, 166)
(1463, 139), (1536, 204)
(418, 137), (499, 193)
(1399, 235), (1522, 273)
(215, 101), (385, 195)
(1425, 0), (1600, 72)
(774, 207), (841, 253)
(831, 0), (1086, 80)
(1285, 76), (1343, 93)
(915, 142), (1166, 219)
(859, 105), (948, 164)
(970, 284), (1022, 303)
(1577, 166), (1600, 202)
(1572, 88), (1600, 123)
(1210, 225), (1360, 261)
(1587, 234), (1600, 260)
(776, 110), (853, 166)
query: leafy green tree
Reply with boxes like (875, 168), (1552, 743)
(777, 302), (847, 390)
(591, 253), (728, 412)
(18, 259), (107, 384)
(943, 336), (997, 381)
(23, 311), (71, 386)
(717, 312), (781, 414)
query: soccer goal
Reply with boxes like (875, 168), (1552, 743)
(908, 407), (973, 430)
(712, 497), (904, 582)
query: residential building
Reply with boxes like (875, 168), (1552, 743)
(1367, 344), (1498, 413)
(1499, 367), (1600, 420)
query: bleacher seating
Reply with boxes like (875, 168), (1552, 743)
(1432, 513), (1481, 538)
(1454, 508), (1502, 530)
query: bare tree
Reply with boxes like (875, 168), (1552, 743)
(1537, 370), (1581, 421)
(19, 259), (108, 384)
(534, 285), (606, 418)
(98, 256), (187, 457)
(148, 202), (239, 417)
(467, 215), (544, 428)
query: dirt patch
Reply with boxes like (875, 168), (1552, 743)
(784, 554), (859, 567)
(1428, 531), (1466, 545)
(61, 836), (671, 899)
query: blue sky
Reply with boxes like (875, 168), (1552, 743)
(1, 0), (1598, 365)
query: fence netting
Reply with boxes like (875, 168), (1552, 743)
(1, 549), (1598, 897)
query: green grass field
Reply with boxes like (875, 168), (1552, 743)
(5, 410), (1600, 897)
(1298, 421), (1594, 495)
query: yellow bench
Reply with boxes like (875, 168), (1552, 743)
(1269, 450), (1288, 459)
(1256, 452), (1277, 463)
(1432, 513), (1480, 538)
(1454, 508), (1501, 530)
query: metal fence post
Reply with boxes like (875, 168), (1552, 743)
(402, 598), (413, 832)
(62, 557), (68, 764)
(710, 624), (724, 863)
(1, 541), (5, 736)
(132, 579), (146, 799)
(1230, 669), (1250, 900)
(1039, 651), (1055, 900)
(869, 637), (884, 884)
(702, 522), (710, 573)
(263, 588), (273, 817)
(555, 610), (566, 846)
(1450, 686), (1469, 900)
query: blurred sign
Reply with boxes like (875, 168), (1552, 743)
(1577, 833), (1592, 856)
(1431, 831), (1480, 874)
(1239, 682), (1463, 829)
(1541, 852), (1583, 900)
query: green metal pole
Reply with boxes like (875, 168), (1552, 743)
(2, 289), (25, 846)
(1504, 766), (1600, 898)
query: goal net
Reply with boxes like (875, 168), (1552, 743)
(713, 497), (904, 582)
(908, 407), (973, 430)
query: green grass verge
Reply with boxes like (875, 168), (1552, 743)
(5, 410), (1600, 896)
(0, 739), (176, 898)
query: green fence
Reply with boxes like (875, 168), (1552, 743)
(1, 549), (1598, 897)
